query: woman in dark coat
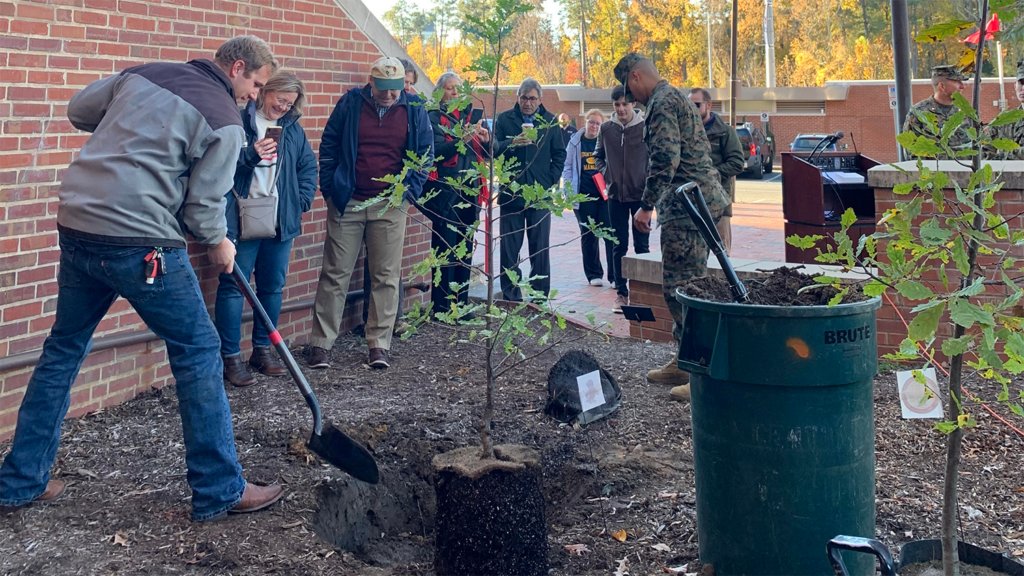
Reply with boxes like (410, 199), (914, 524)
(423, 72), (490, 316)
(214, 72), (318, 387)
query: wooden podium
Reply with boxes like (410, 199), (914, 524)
(781, 151), (881, 264)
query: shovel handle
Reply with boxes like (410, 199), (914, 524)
(675, 183), (749, 303)
(232, 265), (324, 436)
(826, 536), (896, 576)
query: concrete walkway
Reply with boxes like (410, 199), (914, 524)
(468, 180), (785, 337)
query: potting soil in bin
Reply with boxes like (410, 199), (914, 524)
(676, 289), (881, 576)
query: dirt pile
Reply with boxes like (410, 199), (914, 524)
(680, 266), (870, 306)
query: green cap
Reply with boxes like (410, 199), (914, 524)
(614, 53), (646, 101)
(931, 65), (968, 82)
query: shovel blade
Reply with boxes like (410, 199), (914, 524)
(307, 421), (380, 484)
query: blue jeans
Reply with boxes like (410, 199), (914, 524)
(0, 236), (246, 521)
(214, 238), (293, 356)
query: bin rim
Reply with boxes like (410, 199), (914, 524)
(676, 287), (882, 318)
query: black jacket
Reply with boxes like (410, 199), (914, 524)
(227, 102), (318, 242)
(493, 103), (567, 210)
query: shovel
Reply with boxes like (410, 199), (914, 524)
(231, 265), (380, 484)
(675, 182), (749, 303)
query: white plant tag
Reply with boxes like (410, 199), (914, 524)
(576, 370), (606, 413)
(896, 368), (944, 419)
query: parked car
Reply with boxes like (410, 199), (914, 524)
(789, 133), (837, 153)
(735, 123), (774, 179)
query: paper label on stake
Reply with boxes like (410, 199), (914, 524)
(896, 368), (944, 419)
(577, 370), (606, 413)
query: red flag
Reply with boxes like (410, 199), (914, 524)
(961, 14), (1000, 44)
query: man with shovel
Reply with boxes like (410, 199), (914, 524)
(0, 36), (284, 521)
(613, 54), (730, 402)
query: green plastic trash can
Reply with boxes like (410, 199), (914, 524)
(676, 289), (881, 576)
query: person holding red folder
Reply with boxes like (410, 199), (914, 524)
(562, 109), (615, 286)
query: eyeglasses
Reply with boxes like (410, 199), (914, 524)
(273, 97), (295, 110)
(519, 96), (539, 103)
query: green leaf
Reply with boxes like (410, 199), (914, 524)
(920, 218), (953, 245)
(940, 264), (949, 290)
(1010, 403), (1024, 418)
(896, 131), (919, 149)
(952, 236), (970, 276)
(897, 281), (935, 300)
(893, 183), (916, 195)
(934, 421), (959, 434)
(828, 288), (848, 306)
(941, 111), (966, 140)
(948, 298), (995, 328)
(989, 109), (1024, 127)
(916, 19), (975, 43)
(863, 280), (887, 297)
(941, 334), (975, 357)
(840, 208), (857, 229)
(908, 301), (945, 341)
(952, 92), (979, 123)
(951, 276), (986, 298)
(992, 138), (1023, 151)
(786, 234), (824, 250)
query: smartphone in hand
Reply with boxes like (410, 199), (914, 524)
(265, 126), (283, 144)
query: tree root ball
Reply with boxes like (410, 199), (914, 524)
(432, 444), (548, 576)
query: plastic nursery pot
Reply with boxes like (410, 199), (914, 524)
(898, 540), (1024, 575)
(676, 289), (882, 576)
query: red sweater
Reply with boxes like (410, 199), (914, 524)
(354, 97), (409, 201)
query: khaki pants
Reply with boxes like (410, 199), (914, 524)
(714, 175), (736, 254)
(311, 198), (409, 351)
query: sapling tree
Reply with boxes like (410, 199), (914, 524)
(362, 0), (615, 458)
(787, 2), (1024, 573)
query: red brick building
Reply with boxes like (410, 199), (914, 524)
(0, 0), (434, 441)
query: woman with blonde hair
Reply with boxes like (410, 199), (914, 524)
(215, 72), (318, 387)
(562, 109), (615, 286)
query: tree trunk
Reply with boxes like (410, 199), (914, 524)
(859, 0), (870, 38)
(944, 6), (988, 573)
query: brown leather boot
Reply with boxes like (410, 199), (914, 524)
(248, 346), (286, 376)
(0, 480), (65, 513)
(228, 482), (284, 514)
(223, 355), (255, 388)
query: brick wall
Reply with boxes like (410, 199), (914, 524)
(0, 0), (432, 440)
(872, 174), (1024, 358)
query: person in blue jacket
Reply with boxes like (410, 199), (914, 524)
(307, 57), (433, 370)
(214, 72), (318, 387)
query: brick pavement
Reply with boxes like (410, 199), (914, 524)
(470, 202), (785, 337)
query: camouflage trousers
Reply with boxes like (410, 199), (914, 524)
(661, 223), (710, 341)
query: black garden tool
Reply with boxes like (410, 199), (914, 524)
(232, 265), (380, 484)
(675, 182), (749, 303)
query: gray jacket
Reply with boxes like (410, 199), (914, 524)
(59, 59), (244, 248)
(595, 109), (648, 205)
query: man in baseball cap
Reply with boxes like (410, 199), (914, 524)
(309, 55), (433, 371)
(613, 53), (645, 103)
(902, 64), (970, 159)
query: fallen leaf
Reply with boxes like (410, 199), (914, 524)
(612, 529), (627, 542)
(456, 367), (471, 377)
(564, 544), (590, 556)
(111, 532), (129, 547)
(376, 424), (388, 433)
(614, 557), (629, 576)
(652, 543), (671, 552)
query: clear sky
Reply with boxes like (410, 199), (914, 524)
(366, 0), (563, 31)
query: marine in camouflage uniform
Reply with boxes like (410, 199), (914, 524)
(614, 54), (729, 341)
(985, 61), (1024, 160)
(903, 65), (971, 160)
(614, 53), (730, 399)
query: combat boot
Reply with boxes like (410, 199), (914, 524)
(647, 355), (690, 386)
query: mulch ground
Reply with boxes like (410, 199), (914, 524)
(1, 322), (1022, 575)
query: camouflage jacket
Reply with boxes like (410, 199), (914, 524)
(642, 80), (729, 229)
(985, 104), (1024, 160)
(902, 96), (970, 160)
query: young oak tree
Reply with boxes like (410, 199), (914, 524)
(362, 0), (616, 458)
(788, 2), (1023, 573)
